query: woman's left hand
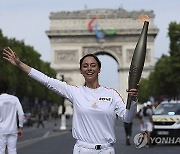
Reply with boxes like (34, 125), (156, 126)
(126, 88), (138, 97)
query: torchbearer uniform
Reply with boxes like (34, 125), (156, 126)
(28, 68), (137, 154)
(0, 94), (24, 154)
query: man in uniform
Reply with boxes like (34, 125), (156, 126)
(0, 81), (24, 154)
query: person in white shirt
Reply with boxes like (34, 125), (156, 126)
(0, 81), (24, 154)
(3, 47), (138, 154)
(139, 101), (153, 147)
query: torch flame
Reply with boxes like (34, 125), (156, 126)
(139, 15), (149, 23)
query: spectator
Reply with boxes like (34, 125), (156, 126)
(36, 110), (45, 128)
(124, 122), (133, 145)
(139, 101), (153, 147)
(0, 81), (24, 154)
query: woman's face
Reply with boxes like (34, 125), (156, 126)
(80, 56), (100, 82)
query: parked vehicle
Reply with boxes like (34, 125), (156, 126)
(151, 100), (180, 144)
(23, 113), (34, 127)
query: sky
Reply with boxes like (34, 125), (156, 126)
(0, 0), (179, 89)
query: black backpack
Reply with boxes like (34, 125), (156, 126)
(143, 107), (148, 116)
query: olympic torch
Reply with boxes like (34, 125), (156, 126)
(126, 16), (149, 110)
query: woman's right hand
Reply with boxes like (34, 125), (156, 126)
(3, 47), (21, 66)
(3, 47), (32, 74)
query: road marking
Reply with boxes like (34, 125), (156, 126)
(43, 131), (50, 138)
(17, 131), (69, 149)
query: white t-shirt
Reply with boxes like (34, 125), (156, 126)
(29, 68), (137, 144)
(0, 94), (24, 134)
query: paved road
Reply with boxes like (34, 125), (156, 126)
(17, 117), (180, 154)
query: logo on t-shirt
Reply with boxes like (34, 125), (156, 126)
(3, 101), (11, 105)
(92, 102), (98, 109)
(98, 97), (112, 102)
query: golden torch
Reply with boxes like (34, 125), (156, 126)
(126, 16), (149, 109)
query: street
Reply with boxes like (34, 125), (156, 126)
(17, 117), (180, 154)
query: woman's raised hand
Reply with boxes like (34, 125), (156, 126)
(3, 47), (21, 66)
(3, 47), (31, 74)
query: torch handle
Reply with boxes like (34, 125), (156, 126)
(126, 21), (149, 110)
(126, 94), (131, 109)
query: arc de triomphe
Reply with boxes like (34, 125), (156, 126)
(46, 9), (158, 100)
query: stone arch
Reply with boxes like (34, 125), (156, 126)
(95, 50), (119, 66)
(95, 51), (120, 92)
(83, 47), (121, 65)
(94, 49), (127, 98)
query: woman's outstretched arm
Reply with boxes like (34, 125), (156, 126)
(3, 47), (32, 74)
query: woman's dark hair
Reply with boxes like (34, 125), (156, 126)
(0, 81), (8, 93)
(79, 54), (101, 69)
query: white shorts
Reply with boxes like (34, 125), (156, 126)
(0, 134), (18, 154)
(73, 141), (115, 154)
(140, 122), (153, 132)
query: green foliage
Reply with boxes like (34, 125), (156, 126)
(139, 22), (180, 102)
(0, 29), (63, 107)
(168, 22), (180, 58)
(151, 55), (174, 98)
(138, 78), (149, 103)
(168, 22), (180, 97)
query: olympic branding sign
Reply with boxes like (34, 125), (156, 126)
(87, 18), (117, 39)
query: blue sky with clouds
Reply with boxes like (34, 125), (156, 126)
(0, 0), (179, 89)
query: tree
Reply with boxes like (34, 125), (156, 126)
(168, 22), (180, 98)
(138, 78), (149, 103)
(138, 22), (180, 102)
(0, 30), (63, 108)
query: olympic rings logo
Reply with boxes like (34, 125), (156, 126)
(88, 18), (116, 39)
